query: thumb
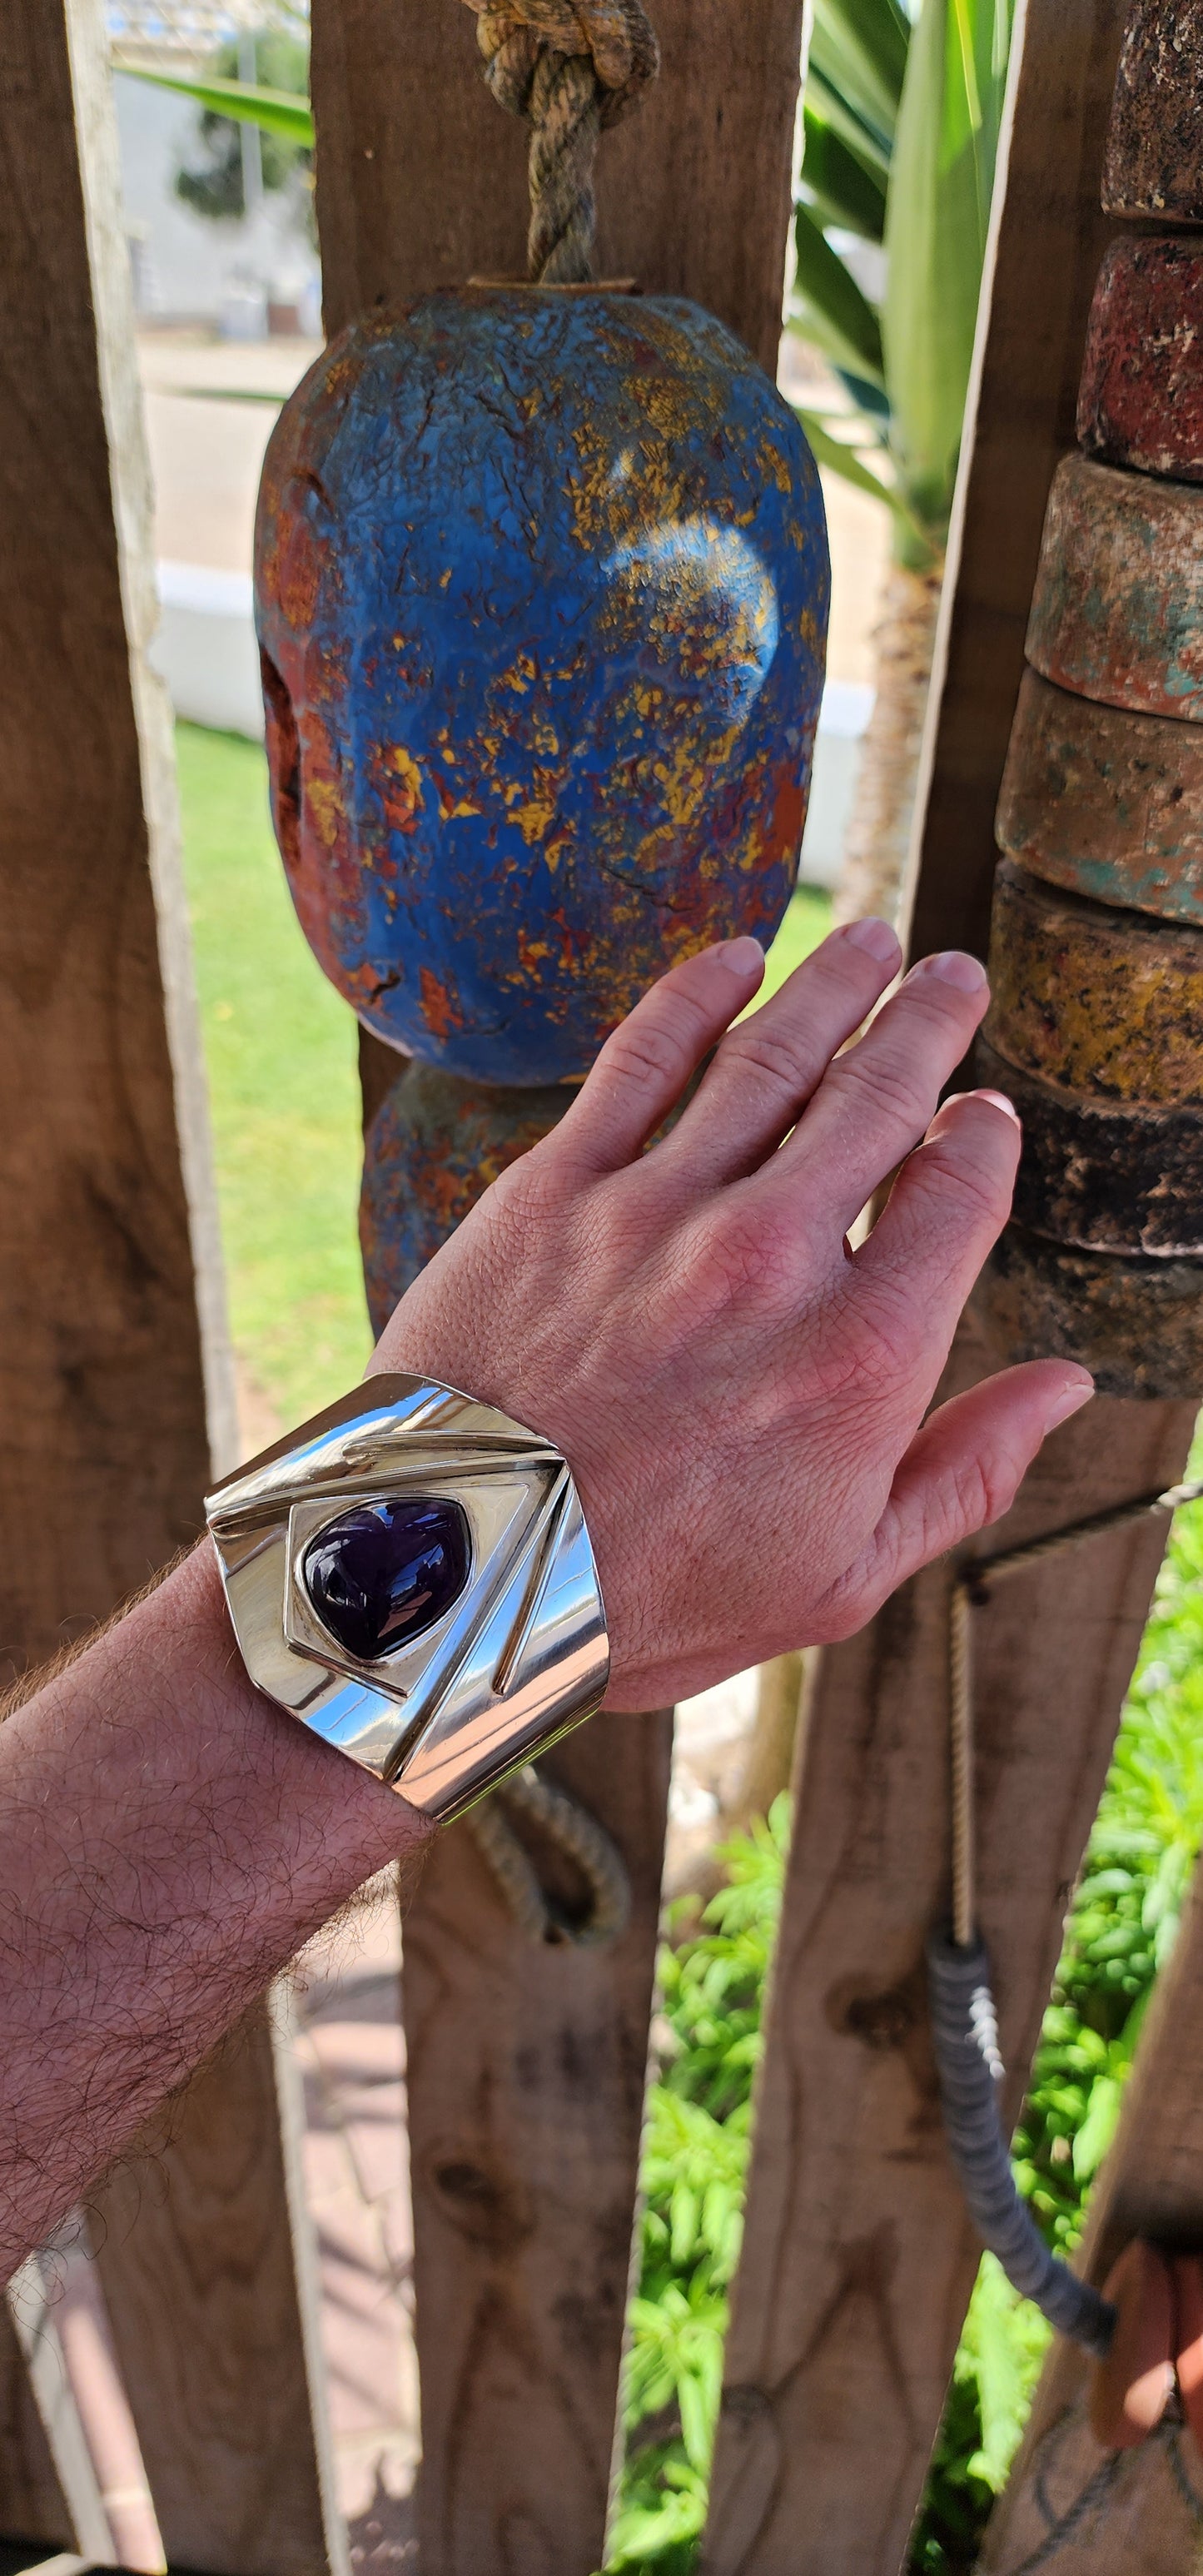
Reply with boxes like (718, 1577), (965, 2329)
(855, 1362), (1095, 1613)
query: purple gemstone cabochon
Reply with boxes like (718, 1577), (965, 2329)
(302, 1495), (470, 1663)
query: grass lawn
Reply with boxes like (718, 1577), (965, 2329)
(176, 721), (832, 1427)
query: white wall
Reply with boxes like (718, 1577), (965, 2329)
(113, 71), (318, 324)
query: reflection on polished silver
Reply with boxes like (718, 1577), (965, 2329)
(205, 1374), (610, 1823)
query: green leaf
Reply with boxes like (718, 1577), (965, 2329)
(801, 111), (888, 237)
(811, 0), (910, 143)
(1071, 2076), (1122, 2183)
(881, 0), (1013, 535)
(793, 205), (885, 390)
(793, 405), (890, 502)
(805, 62), (894, 177)
(118, 64), (316, 147)
(792, 406), (937, 564)
(958, 2256), (1051, 2491)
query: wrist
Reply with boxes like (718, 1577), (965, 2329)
(207, 1372), (609, 1816)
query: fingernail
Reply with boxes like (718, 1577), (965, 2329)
(941, 1087), (1020, 1126)
(911, 949), (989, 994)
(843, 916), (901, 965)
(717, 935), (765, 978)
(1046, 1374), (1095, 1428)
(974, 1087), (1021, 1126)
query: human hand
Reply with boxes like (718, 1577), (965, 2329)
(372, 923), (1093, 1709)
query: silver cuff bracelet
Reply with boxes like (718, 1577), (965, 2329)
(205, 1374), (609, 1822)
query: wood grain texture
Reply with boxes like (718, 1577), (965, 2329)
(904, 0), (1128, 971)
(0, 2309), (76, 2554)
(6, 2254), (117, 2564)
(402, 1718), (673, 2572)
(702, 0), (1198, 2557)
(981, 1863), (1203, 2573)
(703, 1346), (1196, 2575)
(311, 0), (807, 370)
(0, 0), (214, 1683)
(93, 2002), (345, 2576)
(0, 2), (328, 2564)
(308, 9), (807, 2567)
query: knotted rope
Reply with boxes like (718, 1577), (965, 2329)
(466, 1762), (632, 1945)
(462, 0), (659, 283)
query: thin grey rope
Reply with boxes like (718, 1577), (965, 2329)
(465, 1762), (632, 1945)
(933, 1475), (1203, 2356)
(927, 1930), (1116, 2357)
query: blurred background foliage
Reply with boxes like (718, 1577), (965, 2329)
(788, 0), (1014, 922)
(603, 1495), (1203, 2574)
(172, 27), (311, 221)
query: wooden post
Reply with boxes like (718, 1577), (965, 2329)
(311, 0), (807, 375)
(981, 1862), (1203, 2573)
(700, 0), (1202, 2564)
(306, 5), (807, 2564)
(0, 2), (340, 2567)
(6, 2264), (117, 2564)
(93, 2000), (345, 2576)
(0, 2305), (81, 2559)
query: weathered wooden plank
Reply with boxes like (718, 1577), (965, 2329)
(981, 1856), (1203, 2574)
(701, 0), (1198, 2559)
(311, 0), (807, 373)
(308, 9), (808, 2566)
(401, 1718), (674, 2569)
(0, 0), (221, 1685)
(93, 1998), (345, 2576)
(0, 2302), (83, 2559)
(6, 2255), (117, 2567)
(904, 0), (1128, 970)
(0, 2), (335, 2565)
(703, 1356), (1194, 2576)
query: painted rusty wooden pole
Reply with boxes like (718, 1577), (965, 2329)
(974, 0), (1203, 1399)
(997, 669), (1203, 922)
(1102, 0), (1203, 221)
(1025, 455), (1203, 723)
(1079, 233), (1203, 479)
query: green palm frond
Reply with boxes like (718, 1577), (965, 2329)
(793, 0), (1014, 562)
(793, 204), (885, 391)
(119, 65), (316, 147)
(882, 0), (1013, 538)
(801, 112), (888, 238)
(810, 0), (910, 147)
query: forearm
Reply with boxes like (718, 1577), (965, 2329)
(0, 1540), (430, 2280)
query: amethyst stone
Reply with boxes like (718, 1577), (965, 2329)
(303, 1496), (470, 1663)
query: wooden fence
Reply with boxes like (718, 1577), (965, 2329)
(0, 0), (1197, 2569)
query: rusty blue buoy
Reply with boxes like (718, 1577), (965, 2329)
(256, 287), (829, 1086)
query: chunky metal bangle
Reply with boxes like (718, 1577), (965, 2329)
(205, 1374), (609, 1822)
